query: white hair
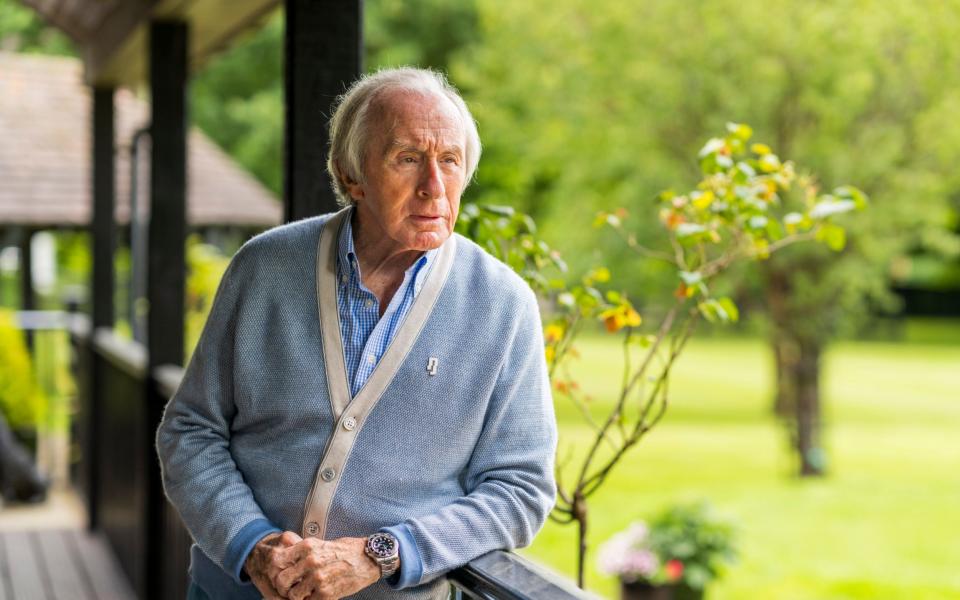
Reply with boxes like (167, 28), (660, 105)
(326, 67), (482, 207)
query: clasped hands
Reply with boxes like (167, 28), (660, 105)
(244, 531), (382, 600)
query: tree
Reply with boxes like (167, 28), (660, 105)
(461, 124), (865, 586)
(365, 0), (480, 72)
(454, 0), (960, 476)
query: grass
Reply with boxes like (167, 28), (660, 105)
(520, 332), (960, 599)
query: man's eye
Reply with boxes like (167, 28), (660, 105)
(401, 156), (418, 164)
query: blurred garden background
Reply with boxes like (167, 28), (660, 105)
(1, 0), (959, 598)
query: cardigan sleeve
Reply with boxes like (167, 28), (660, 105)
(383, 286), (558, 588)
(155, 249), (281, 583)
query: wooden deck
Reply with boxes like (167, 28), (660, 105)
(0, 488), (136, 599)
(0, 529), (136, 600)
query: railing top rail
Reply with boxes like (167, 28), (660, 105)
(15, 309), (91, 337)
(449, 551), (600, 600)
(153, 364), (184, 399)
(91, 326), (147, 379)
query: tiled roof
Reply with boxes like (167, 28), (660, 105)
(0, 52), (283, 227)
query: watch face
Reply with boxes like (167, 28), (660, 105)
(368, 533), (397, 558)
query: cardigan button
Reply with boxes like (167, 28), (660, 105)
(343, 417), (357, 431)
(306, 521), (319, 536)
(321, 467), (337, 482)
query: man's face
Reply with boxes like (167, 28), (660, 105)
(345, 90), (467, 252)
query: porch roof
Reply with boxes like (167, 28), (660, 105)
(18, 0), (281, 87)
(0, 52), (282, 228)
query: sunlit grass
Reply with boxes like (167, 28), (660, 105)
(522, 332), (960, 599)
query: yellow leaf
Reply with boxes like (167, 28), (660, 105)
(754, 238), (770, 259)
(598, 306), (619, 320)
(692, 190), (715, 210)
(544, 323), (565, 343)
(592, 267), (611, 283)
(751, 143), (772, 155)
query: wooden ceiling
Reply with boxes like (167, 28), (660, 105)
(19, 0), (281, 87)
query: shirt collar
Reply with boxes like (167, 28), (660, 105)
(337, 207), (437, 296)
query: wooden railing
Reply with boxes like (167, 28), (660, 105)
(69, 316), (193, 600)
(67, 315), (594, 600)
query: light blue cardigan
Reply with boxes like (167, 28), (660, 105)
(156, 210), (558, 599)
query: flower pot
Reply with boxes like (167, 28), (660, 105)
(620, 582), (704, 600)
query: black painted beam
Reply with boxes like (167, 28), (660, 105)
(283, 0), (363, 222)
(147, 21), (187, 370)
(89, 85), (116, 532)
(19, 228), (34, 350)
(147, 20), (188, 600)
(92, 87), (116, 331)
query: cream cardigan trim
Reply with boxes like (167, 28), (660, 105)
(301, 208), (457, 539)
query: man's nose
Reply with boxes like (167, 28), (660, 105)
(417, 159), (445, 200)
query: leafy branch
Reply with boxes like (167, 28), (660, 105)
(457, 122), (867, 588)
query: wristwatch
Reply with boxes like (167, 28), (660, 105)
(365, 532), (400, 579)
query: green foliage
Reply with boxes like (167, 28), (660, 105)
(191, 11), (284, 195)
(0, 0), (74, 55)
(366, 0), (480, 71)
(0, 308), (46, 429)
(645, 502), (737, 590)
(598, 501), (737, 590)
(185, 236), (231, 360)
(456, 0), (960, 331)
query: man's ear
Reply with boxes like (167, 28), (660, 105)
(340, 164), (364, 201)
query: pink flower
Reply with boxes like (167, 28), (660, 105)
(597, 522), (659, 582)
(621, 549), (659, 582)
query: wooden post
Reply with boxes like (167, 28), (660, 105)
(89, 85), (116, 531)
(147, 20), (188, 600)
(18, 227), (34, 350)
(92, 88), (116, 331)
(283, 0), (363, 222)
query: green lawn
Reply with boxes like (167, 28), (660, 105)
(521, 333), (960, 599)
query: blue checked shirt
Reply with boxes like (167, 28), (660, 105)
(337, 212), (436, 396)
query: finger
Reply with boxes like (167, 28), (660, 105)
(274, 537), (319, 564)
(279, 530), (303, 546)
(271, 538), (318, 577)
(274, 551), (334, 597)
(267, 531), (305, 579)
(287, 569), (323, 600)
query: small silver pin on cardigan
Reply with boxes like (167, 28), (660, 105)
(427, 357), (439, 376)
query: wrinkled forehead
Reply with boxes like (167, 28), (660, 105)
(368, 88), (466, 150)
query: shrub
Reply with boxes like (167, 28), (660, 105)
(0, 308), (47, 430)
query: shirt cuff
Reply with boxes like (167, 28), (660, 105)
(380, 523), (422, 589)
(224, 518), (282, 584)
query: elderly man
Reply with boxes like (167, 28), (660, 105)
(156, 67), (557, 600)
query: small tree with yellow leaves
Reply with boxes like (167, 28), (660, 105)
(457, 123), (865, 588)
